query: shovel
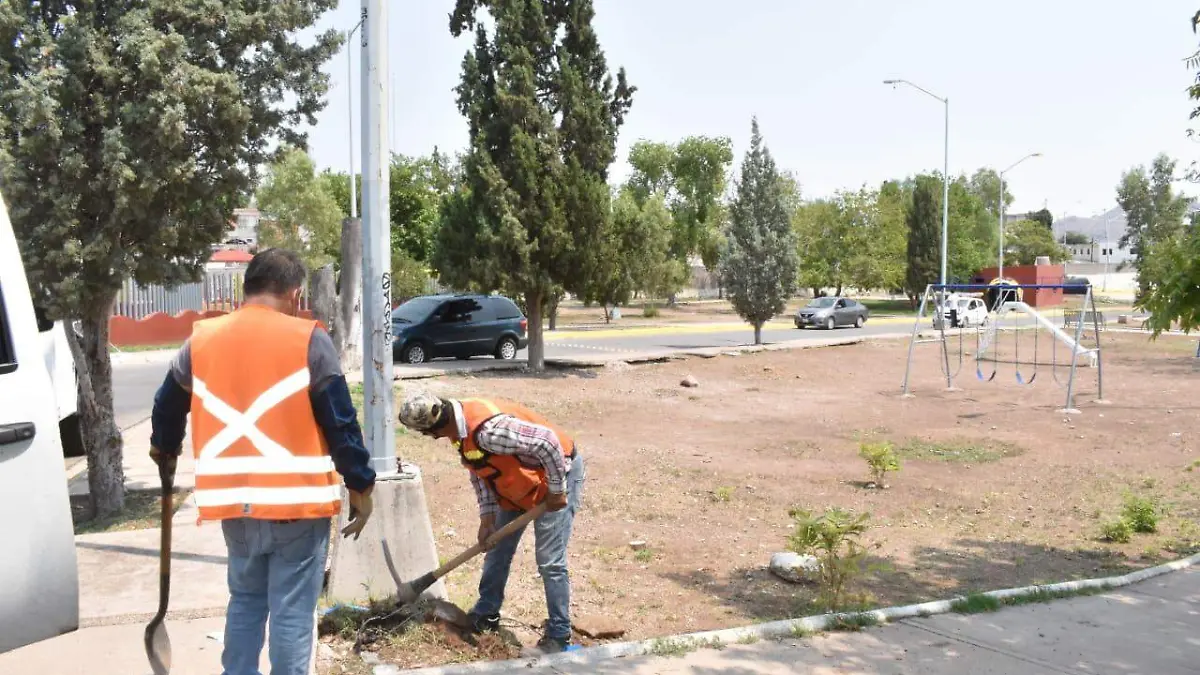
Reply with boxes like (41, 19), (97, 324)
(144, 457), (175, 674)
(395, 502), (548, 604)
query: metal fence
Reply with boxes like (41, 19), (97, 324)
(114, 270), (254, 319)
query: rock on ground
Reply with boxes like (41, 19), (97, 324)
(770, 552), (820, 584)
(572, 614), (626, 640)
(681, 374), (700, 388)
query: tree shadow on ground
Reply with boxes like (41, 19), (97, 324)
(659, 538), (1152, 626)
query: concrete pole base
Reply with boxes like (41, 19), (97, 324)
(327, 462), (446, 604)
(1058, 407), (1082, 415)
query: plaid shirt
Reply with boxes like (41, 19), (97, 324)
(453, 401), (571, 518)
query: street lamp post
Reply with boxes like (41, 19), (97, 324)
(884, 79), (949, 288)
(997, 152), (1042, 278)
(346, 20), (364, 219)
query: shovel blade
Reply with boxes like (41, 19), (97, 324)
(145, 620), (172, 675)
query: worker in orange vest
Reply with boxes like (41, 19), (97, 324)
(149, 248), (376, 675)
(398, 392), (586, 654)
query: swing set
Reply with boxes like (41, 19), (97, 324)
(901, 282), (1105, 413)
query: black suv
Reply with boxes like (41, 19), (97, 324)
(392, 294), (528, 364)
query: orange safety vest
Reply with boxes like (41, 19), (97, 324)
(456, 398), (576, 512)
(189, 305), (340, 522)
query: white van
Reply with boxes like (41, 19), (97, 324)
(0, 191), (80, 652)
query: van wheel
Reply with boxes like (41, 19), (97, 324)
(495, 337), (518, 361)
(403, 343), (428, 365)
(60, 413), (84, 458)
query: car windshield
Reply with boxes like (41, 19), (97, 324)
(958, 299), (972, 308)
(807, 298), (836, 308)
(393, 297), (442, 324)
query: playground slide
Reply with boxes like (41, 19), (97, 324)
(979, 302), (1098, 367)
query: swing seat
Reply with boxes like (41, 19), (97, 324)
(1015, 372), (1037, 385)
(976, 364), (996, 382)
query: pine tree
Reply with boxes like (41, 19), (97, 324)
(437, 0), (633, 371)
(906, 176), (941, 306)
(720, 119), (798, 345)
(0, 2), (340, 515)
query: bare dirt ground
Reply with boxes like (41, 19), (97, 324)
(321, 329), (1199, 672)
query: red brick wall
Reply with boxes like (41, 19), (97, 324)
(109, 309), (318, 347)
(975, 265), (1065, 308)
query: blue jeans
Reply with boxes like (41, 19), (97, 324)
(220, 517), (331, 675)
(472, 456), (586, 640)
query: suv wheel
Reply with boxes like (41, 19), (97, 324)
(403, 343), (428, 365)
(495, 336), (518, 361)
(825, 316), (836, 331)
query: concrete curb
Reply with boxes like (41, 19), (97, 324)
(372, 552), (1200, 675)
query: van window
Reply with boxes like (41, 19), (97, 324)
(491, 297), (522, 320)
(0, 283), (17, 374)
(440, 298), (484, 323)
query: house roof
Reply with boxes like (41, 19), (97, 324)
(210, 249), (254, 263)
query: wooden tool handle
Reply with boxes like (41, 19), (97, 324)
(431, 502), (549, 579)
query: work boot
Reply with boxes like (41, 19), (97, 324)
(532, 634), (571, 654)
(466, 612), (500, 635)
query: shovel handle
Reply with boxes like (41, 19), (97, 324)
(431, 502), (548, 580)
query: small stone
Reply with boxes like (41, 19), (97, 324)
(630, 540), (648, 551)
(769, 552), (820, 584)
(573, 614), (626, 639)
(316, 644), (336, 661)
(360, 652), (381, 665)
(443, 528), (457, 538)
(681, 374), (700, 388)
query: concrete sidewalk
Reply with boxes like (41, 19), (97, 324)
(510, 566), (1200, 675)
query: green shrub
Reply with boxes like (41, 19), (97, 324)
(1121, 495), (1159, 534)
(711, 486), (734, 503)
(858, 441), (900, 488)
(787, 507), (877, 610)
(1100, 519), (1133, 543)
(643, 303), (660, 318)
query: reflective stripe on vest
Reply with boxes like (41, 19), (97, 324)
(189, 307), (340, 522)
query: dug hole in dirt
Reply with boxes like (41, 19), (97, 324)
(319, 330), (1200, 673)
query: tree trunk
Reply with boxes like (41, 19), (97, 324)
(548, 294), (559, 332)
(66, 294), (125, 517)
(310, 264), (337, 334)
(718, 284), (723, 300)
(526, 288), (545, 372)
(602, 304), (611, 323)
(338, 217), (363, 371)
(812, 287), (821, 298)
(754, 321), (763, 345)
(835, 284), (843, 297)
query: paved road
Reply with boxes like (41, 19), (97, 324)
(111, 360), (170, 431)
(107, 315), (972, 426)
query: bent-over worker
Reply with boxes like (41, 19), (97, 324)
(398, 392), (586, 654)
(149, 248), (376, 675)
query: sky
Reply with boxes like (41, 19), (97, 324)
(301, 0), (1200, 220)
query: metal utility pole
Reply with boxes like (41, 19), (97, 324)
(997, 152), (1042, 278)
(884, 79), (949, 288)
(360, 0), (394, 475)
(346, 20), (363, 219)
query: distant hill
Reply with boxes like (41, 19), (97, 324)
(1050, 202), (1200, 243)
(1051, 207), (1127, 243)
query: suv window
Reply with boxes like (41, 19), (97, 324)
(490, 297), (522, 320)
(0, 283), (17, 374)
(440, 298), (484, 323)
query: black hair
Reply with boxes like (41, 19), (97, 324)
(243, 248), (307, 296)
